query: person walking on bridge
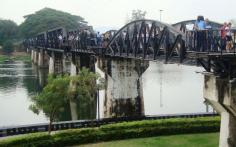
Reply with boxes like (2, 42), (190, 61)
(220, 22), (227, 52)
(194, 16), (206, 52)
(58, 33), (63, 49)
(225, 22), (233, 52)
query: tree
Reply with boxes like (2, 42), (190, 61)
(29, 74), (70, 134)
(126, 10), (147, 23)
(0, 19), (18, 45)
(69, 68), (103, 101)
(0, 19), (19, 54)
(68, 68), (104, 120)
(19, 8), (87, 38)
(29, 68), (104, 134)
(2, 40), (14, 54)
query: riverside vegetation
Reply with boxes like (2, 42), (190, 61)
(0, 116), (220, 147)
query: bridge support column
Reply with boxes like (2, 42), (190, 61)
(38, 49), (48, 68)
(38, 68), (48, 88)
(98, 58), (149, 118)
(49, 51), (65, 74)
(49, 51), (55, 74)
(33, 50), (38, 64)
(31, 50), (34, 62)
(69, 54), (80, 120)
(204, 73), (236, 147)
(68, 53), (97, 120)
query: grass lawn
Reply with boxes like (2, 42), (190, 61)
(79, 133), (219, 147)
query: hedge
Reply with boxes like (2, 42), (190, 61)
(0, 116), (220, 147)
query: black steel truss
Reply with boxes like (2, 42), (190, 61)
(107, 20), (184, 62)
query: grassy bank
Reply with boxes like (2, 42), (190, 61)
(80, 132), (219, 147)
(0, 53), (30, 63)
(0, 116), (220, 147)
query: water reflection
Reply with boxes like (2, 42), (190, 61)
(0, 61), (47, 127)
(0, 60), (212, 127)
(142, 61), (213, 115)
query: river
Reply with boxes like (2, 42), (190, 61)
(0, 60), (212, 127)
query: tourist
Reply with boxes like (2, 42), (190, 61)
(220, 22), (227, 51)
(225, 22), (233, 52)
(96, 32), (100, 46)
(74, 32), (79, 49)
(194, 16), (206, 52)
(68, 32), (73, 48)
(58, 33), (63, 49)
(205, 19), (212, 29)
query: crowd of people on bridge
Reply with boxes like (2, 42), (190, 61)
(56, 28), (114, 50)
(185, 15), (234, 52)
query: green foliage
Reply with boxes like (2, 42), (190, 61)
(19, 8), (86, 38)
(0, 54), (31, 63)
(68, 68), (103, 119)
(29, 74), (70, 122)
(0, 55), (10, 63)
(11, 55), (31, 62)
(0, 133), (52, 147)
(29, 68), (104, 132)
(2, 40), (14, 54)
(69, 67), (101, 101)
(0, 117), (220, 147)
(0, 19), (18, 45)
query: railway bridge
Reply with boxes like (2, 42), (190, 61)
(25, 19), (236, 147)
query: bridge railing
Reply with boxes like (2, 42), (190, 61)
(185, 29), (236, 54)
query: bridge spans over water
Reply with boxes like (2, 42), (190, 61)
(26, 19), (236, 147)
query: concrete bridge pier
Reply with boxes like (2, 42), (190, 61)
(69, 53), (97, 120)
(98, 58), (149, 118)
(48, 51), (66, 74)
(204, 73), (236, 147)
(38, 68), (48, 88)
(33, 49), (38, 64)
(38, 49), (48, 68)
(31, 50), (34, 62)
(69, 54), (80, 120)
(70, 53), (96, 75)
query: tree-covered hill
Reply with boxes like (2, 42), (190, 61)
(19, 8), (87, 38)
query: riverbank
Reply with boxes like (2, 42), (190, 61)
(0, 116), (220, 147)
(0, 52), (30, 63)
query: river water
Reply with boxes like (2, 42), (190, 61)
(0, 61), (211, 127)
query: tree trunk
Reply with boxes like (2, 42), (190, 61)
(48, 119), (52, 134)
(69, 99), (78, 120)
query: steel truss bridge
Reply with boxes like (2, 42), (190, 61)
(24, 19), (236, 77)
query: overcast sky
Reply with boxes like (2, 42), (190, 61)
(0, 0), (236, 29)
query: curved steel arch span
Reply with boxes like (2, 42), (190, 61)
(106, 19), (185, 61)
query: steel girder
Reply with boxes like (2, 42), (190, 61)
(106, 19), (185, 62)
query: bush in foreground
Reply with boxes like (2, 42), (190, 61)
(0, 116), (220, 147)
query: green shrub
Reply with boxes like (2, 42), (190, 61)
(0, 116), (220, 147)
(0, 133), (52, 147)
(2, 40), (14, 54)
